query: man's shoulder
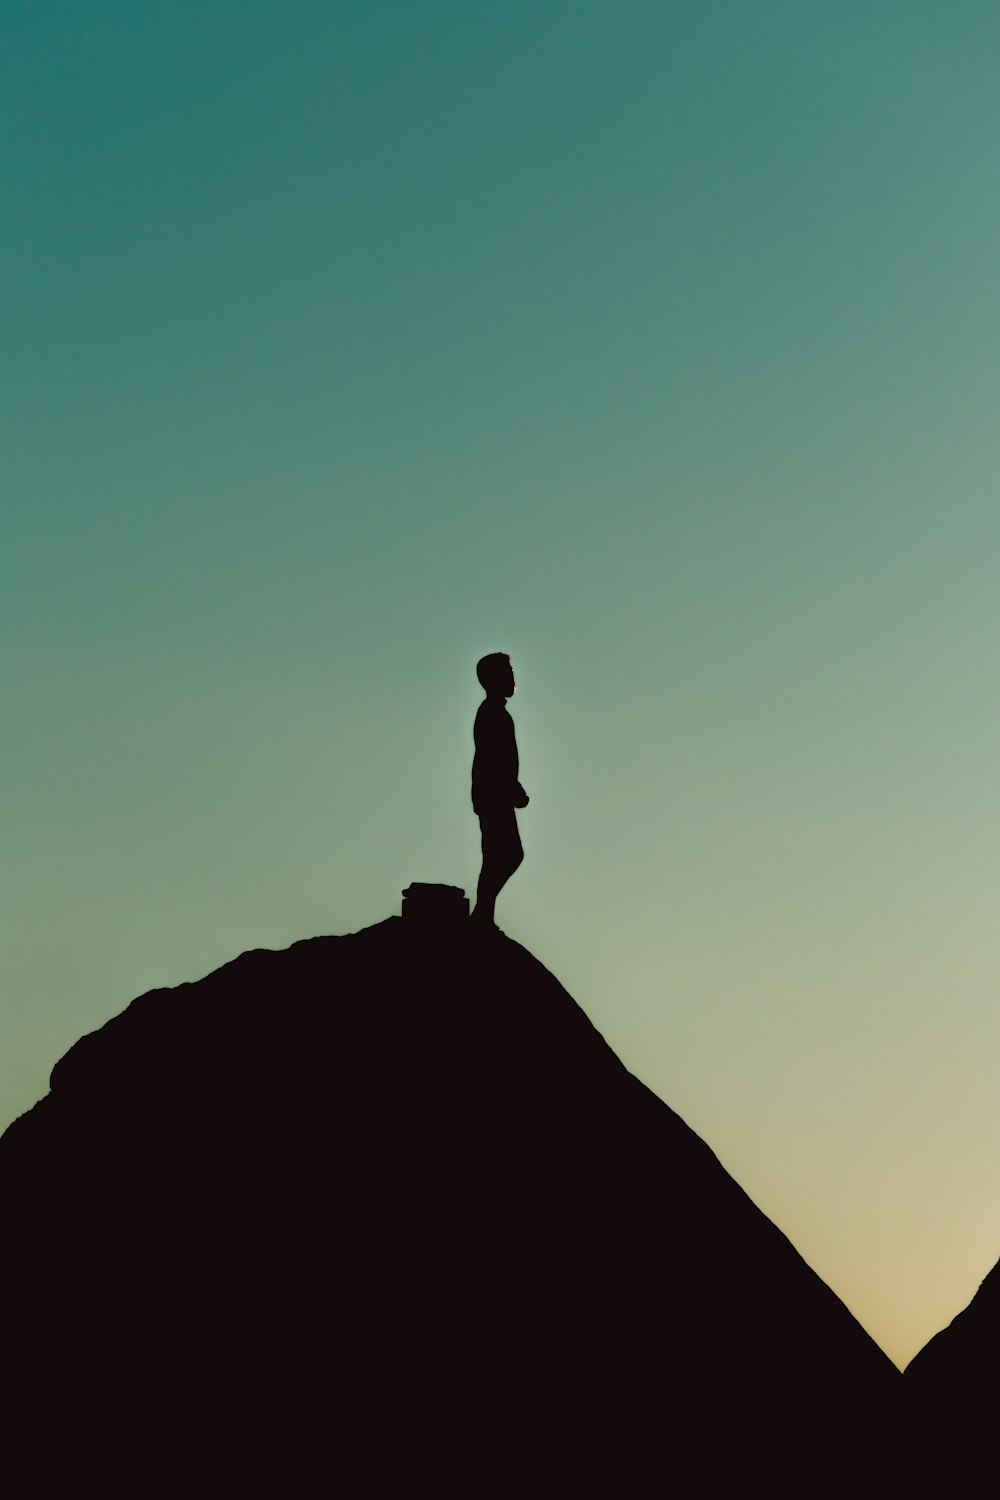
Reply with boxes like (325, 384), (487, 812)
(475, 698), (511, 724)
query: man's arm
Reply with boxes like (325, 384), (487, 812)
(510, 713), (528, 806)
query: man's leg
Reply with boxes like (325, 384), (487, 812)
(474, 811), (523, 924)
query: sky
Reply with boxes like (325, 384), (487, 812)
(3, 1), (1000, 1370)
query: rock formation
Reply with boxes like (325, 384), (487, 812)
(2, 915), (899, 1492)
(905, 1254), (999, 1483)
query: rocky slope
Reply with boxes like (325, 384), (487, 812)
(905, 1253), (999, 1481)
(2, 916), (899, 1492)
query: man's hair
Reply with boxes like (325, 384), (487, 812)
(476, 653), (511, 692)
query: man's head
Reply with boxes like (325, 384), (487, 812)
(476, 652), (516, 699)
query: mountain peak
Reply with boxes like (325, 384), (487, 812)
(2, 914), (898, 1491)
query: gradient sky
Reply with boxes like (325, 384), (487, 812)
(4, 1), (1000, 1369)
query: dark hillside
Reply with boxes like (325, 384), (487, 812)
(2, 916), (899, 1492)
(905, 1254), (1000, 1484)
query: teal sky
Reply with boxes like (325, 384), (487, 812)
(4, 2), (1000, 1369)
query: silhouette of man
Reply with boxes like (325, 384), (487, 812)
(471, 653), (529, 926)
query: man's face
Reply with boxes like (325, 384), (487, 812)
(502, 661), (516, 697)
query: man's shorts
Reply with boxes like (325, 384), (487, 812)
(478, 807), (523, 868)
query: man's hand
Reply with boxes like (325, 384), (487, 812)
(514, 783), (530, 808)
